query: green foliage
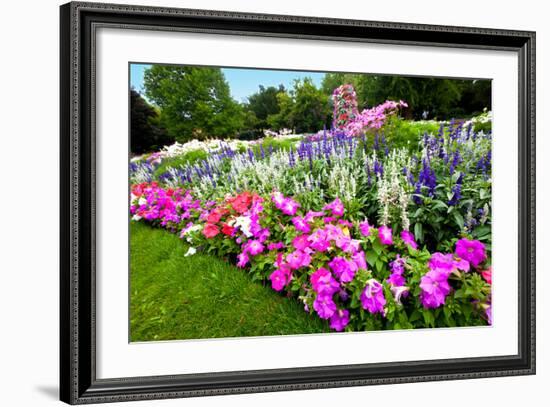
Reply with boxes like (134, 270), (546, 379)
(267, 78), (331, 133)
(143, 65), (245, 142)
(153, 149), (209, 178)
(291, 78), (332, 133)
(383, 116), (441, 151)
(245, 85), (285, 129)
(130, 89), (173, 154)
(267, 91), (294, 130)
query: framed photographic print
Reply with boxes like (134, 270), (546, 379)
(60, 1), (536, 404)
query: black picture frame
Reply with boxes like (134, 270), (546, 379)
(60, 1), (536, 404)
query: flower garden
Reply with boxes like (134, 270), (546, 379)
(130, 84), (492, 338)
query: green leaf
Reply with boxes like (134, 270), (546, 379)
(366, 250), (378, 267)
(422, 309), (435, 327)
(452, 212), (464, 230)
(372, 239), (383, 255)
(414, 222), (423, 242)
(375, 259), (384, 273)
(432, 200), (448, 211)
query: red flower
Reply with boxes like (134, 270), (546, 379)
(221, 223), (235, 236)
(229, 192), (253, 214)
(207, 209), (222, 223)
(203, 223), (220, 238)
(481, 266), (492, 284)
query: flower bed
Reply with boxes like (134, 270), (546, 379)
(129, 85), (492, 333)
(131, 183), (492, 332)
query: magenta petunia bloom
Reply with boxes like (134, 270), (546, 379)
(308, 228), (331, 252)
(359, 220), (372, 237)
(292, 234), (310, 251)
(292, 216), (311, 233)
(386, 272), (406, 287)
(378, 225), (393, 245)
(455, 258), (470, 273)
(360, 279), (386, 315)
(455, 238), (487, 268)
(400, 230), (418, 250)
(236, 252), (249, 268)
(269, 267), (292, 291)
(271, 191), (285, 208)
(304, 210), (324, 222)
(313, 293), (337, 319)
(419, 269), (451, 309)
(323, 198), (345, 217)
(338, 219), (353, 228)
(428, 252), (457, 275)
(280, 198), (300, 216)
(267, 241), (284, 251)
(286, 250), (311, 270)
(324, 224), (343, 241)
(329, 309), (350, 331)
(328, 257), (358, 283)
(352, 251), (367, 270)
(244, 239), (264, 256)
(310, 267), (340, 295)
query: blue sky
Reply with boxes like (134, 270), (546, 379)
(130, 63), (325, 103)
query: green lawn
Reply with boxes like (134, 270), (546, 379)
(130, 222), (330, 341)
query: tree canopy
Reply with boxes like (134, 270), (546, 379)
(144, 65), (244, 142)
(130, 89), (173, 154)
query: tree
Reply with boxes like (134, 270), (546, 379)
(268, 79), (330, 133)
(130, 89), (173, 154)
(143, 65), (244, 141)
(291, 78), (331, 133)
(267, 91), (294, 131)
(245, 85), (285, 129)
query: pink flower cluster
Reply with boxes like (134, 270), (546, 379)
(130, 183), (491, 331)
(130, 182), (200, 228)
(331, 84), (408, 137)
(420, 239), (487, 309)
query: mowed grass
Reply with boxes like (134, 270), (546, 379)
(130, 222), (330, 341)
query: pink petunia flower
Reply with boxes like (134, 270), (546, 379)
(328, 257), (358, 283)
(310, 267), (340, 295)
(244, 239), (264, 256)
(378, 225), (393, 245)
(329, 309), (350, 331)
(400, 230), (418, 250)
(286, 250), (311, 270)
(313, 293), (337, 319)
(269, 267), (292, 291)
(292, 216), (311, 233)
(419, 269), (451, 309)
(359, 220), (371, 237)
(360, 279), (386, 315)
(308, 228), (330, 252)
(455, 238), (487, 268)
(323, 198), (345, 217)
(481, 266), (492, 284)
(292, 234), (310, 251)
(280, 198), (300, 216)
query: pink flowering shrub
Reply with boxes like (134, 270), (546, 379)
(331, 84), (408, 137)
(131, 183), (492, 332)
